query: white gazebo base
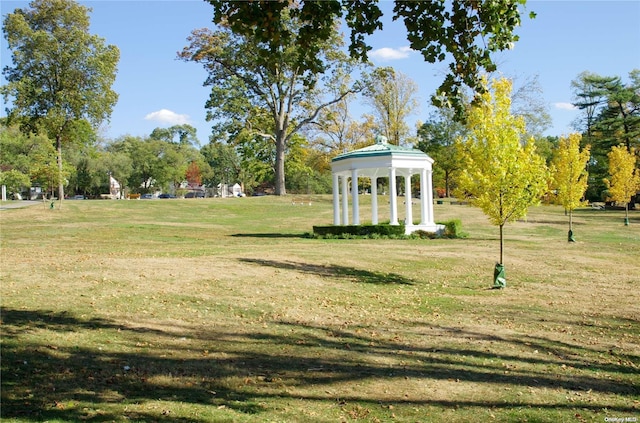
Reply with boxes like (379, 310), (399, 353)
(404, 223), (445, 236)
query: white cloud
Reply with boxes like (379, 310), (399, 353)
(369, 46), (413, 61)
(144, 109), (191, 125)
(554, 102), (578, 111)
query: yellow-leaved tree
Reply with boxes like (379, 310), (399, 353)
(454, 77), (549, 288)
(605, 145), (640, 225)
(551, 133), (591, 241)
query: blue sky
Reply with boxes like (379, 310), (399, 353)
(2, 0), (639, 145)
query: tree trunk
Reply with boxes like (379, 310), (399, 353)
(625, 203), (630, 226)
(499, 223), (504, 265)
(57, 135), (64, 204)
(274, 132), (286, 196)
(569, 209), (573, 232)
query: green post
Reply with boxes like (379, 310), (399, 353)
(568, 229), (576, 242)
(493, 263), (506, 289)
(624, 217), (629, 226)
(50, 200), (55, 210)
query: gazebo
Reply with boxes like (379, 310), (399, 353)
(330, 135), (443, 235)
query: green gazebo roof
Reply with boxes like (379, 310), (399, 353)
(331, 135), (430, 163)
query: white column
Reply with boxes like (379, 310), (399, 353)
(426, 169), (434, 223)
(332, 173), (340, 225)
(420, 168), (428, 225)
(341, 175), (349, 225)
(389, 168), (398, 225)
(371, 177), (378, 224)
(405, 174), (413, 225)
(351, 169), (359, 225)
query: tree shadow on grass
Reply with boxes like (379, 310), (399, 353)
(1, 307), (638, 422)
(231, 233), (309, 239)
(238, 258), (414, 285)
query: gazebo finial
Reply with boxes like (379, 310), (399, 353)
(375, 134), (388, 145)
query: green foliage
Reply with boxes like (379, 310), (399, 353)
(571, 70), (640, 201)
(179, 12), (363, 195)
(416, 106), (467, 196)
(313, 223), (406, 238)
(2, 0), (120, 199)
(439, 219), (467, 239)
(0, 169), (31, 196)
(0, 124), (54, 176)
(149, 124), (200, 146)
(207, 1), (529, 118)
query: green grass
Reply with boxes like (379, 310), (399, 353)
(1, 196), (639, 422)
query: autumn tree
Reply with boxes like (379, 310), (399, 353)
(550, 133), (591, 241)
(185, 161), (202, 187)
(207, 1), (531, 118)
(364, 67), (419, 145)
(2, 0), (119, 203)
(179, 14), (363, 195)
(605, 145), (640, 225)
(454, 77), (548, 288)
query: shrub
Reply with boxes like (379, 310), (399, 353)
(312, 223), (406, 238)
(438, 219), (467, 238)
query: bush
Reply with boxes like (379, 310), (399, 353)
(313, 220), (466, 240)
(312, 223), (406, 238)
(437, 219), (467, 239)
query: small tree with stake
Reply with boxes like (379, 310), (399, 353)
(551, 133), (591, 241)
(454, 77), (549, 288)
(605, 145), (640, 226)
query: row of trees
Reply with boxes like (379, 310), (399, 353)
(443, 76), (638, 287)
(418, 70), (640, 204)
(1, 0), (638, 210)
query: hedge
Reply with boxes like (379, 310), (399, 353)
(313, 223), (405, 237)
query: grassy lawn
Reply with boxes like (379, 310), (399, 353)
(1, 196), (639, 422)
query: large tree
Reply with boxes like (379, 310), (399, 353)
(454, 77), (548, 287)
(2, 0), (119, 203)
(207, 0), (531, 119)
(364, 67), (419, 146)
(179, 15), (363, 195)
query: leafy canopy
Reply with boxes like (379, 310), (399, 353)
(454, 78), (548, 264)
(180, 9), (363, 195)
(605, 145), (640, 205)
(454, 77), (548, 267)
(551, 133), (590, 212)
(2, 0), (119, 134)
(207, 0), (531, 117)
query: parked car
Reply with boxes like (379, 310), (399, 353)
(141, 193), (154, 199)
(158, 193), (176, 199)
(185, 191), (205, 198)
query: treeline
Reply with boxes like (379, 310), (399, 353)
(2, 70), (639, 202)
